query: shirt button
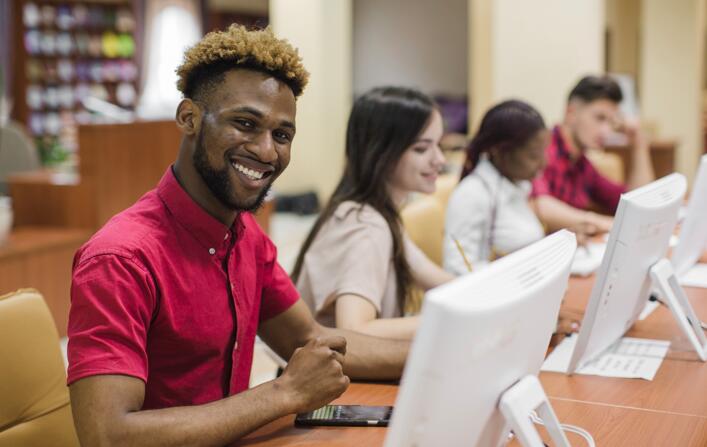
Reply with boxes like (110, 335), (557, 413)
(208, 248), (216, 255)
(234, 341), (238, 351)
(224, 233), (229, 240)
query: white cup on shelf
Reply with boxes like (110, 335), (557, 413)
(0, 196), (13, 245)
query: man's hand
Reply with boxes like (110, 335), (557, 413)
(276, 336), (350, 413)
(621, 118), (649, 153)
(620, 118), (655, 189)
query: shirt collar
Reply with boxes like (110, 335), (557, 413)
(157, 166), (243, 257)
(474, 156), (532, 202)
(554, 125), (589, 168)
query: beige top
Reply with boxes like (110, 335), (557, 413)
(297, 201), (425, 327)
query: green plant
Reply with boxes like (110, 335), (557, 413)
(35, 136), (69, 166)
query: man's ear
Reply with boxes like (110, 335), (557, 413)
(565, 99), (581, 125)
(175, 99), (202, 136)
(488, 145), (502, 163)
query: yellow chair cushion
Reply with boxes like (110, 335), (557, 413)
(0, 289), (79, 447)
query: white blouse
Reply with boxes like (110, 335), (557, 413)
(443, 157), (545, 275)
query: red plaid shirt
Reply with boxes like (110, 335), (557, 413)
(532, 126), (626, 213)
(68, 167), (299, 409)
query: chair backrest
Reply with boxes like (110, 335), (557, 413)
(0, 122), (40, 194)
(585, 149), (625, 184)
(401, 196), (446, 266)
(0, 289), (79, 447)
(433, 173), (458, 209)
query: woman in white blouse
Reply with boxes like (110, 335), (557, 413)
(444, 100), (550, 275)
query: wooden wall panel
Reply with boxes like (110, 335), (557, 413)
(0, 228), (90, 337)
(78, 120), (182, 228)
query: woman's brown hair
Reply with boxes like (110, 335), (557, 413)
(292, 86), (436, 313)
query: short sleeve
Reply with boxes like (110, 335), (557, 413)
(531, 175), (550, 197)
(258, 236), (300, 322)
(585, 163), (627, 213)
(332, 224), (392, 313)
(67, 254), (156, 385)
(299, 209), (393, 317)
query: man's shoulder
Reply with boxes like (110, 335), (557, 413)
(76, 190), (168, 266)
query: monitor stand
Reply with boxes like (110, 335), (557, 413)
(650, 258), (707, 361)
(498, 375), (571, 447)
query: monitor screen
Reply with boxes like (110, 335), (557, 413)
(671, 154), (707, 276)
(385, 230), (576, 446)
(568, 173), (686, 373)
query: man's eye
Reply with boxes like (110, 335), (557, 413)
(274, 131), (292, 142)
(234, 119), (254, 128)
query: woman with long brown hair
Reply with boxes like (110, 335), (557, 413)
(292, 86), (454, 340)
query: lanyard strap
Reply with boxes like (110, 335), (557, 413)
(472, 172), (503, 262)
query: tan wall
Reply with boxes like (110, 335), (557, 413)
(270, 0), (352, 200)
(606, 0), (641, 82)
(640, 0), (706, 181)
(469, 0), (605, 131)
(353, 0), (467, 96)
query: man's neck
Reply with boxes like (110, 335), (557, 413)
(173, 153), (238, 228)
(559, 124), (583, 163)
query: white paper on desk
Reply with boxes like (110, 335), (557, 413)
(679, 263), (707, 288)
(541, 335), (670, 380)
(570, 242), (606, 277)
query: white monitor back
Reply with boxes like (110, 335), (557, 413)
(672, 154), (707, 276)
(568, 173), (686, 373)
(384, 230), (576, 447)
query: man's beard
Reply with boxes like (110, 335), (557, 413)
(193, 129), (272, 213)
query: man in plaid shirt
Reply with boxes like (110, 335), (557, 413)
(531, 75), (654, 234)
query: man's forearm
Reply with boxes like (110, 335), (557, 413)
(321, 326), (409, 380)
(534, 195), (592, 232)
(627, 145), (655, 190)
(71, 377), (295, 447)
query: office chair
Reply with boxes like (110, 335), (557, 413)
(432, 173), (458, 209)
(401, 195), (446, 267)
(0, 289), (79, 447)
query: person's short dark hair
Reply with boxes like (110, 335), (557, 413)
(568, 75), (623, 104)
(176, 25), (309, 102)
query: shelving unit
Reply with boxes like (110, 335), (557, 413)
(10, 0), (140, 157)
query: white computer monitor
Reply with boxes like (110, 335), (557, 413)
(671, 154), (707, 276)
(385, 230), (577, 447)
(567, 173), (687, 373)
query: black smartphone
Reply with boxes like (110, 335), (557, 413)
(294, 405), (393, 427)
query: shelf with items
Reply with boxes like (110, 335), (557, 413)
(11, 0), (140, 163)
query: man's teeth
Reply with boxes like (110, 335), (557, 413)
(233, 163), (264, 180)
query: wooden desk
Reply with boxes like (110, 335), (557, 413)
(242, 255), (707, 446)
(239, 383), (707, 446)
(541, 276), (707, 419)
(536, 399), (707, 446)
(0, 227), (90, 337)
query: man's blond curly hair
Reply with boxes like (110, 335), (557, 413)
(176, 25), (309, 99)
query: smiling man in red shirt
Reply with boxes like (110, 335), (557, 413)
(531, 75), (655, 234)
(67, 25), (408, 446)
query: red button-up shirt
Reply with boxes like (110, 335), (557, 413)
(67, 167), (298, 409)
(532, 126), (626, 213)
